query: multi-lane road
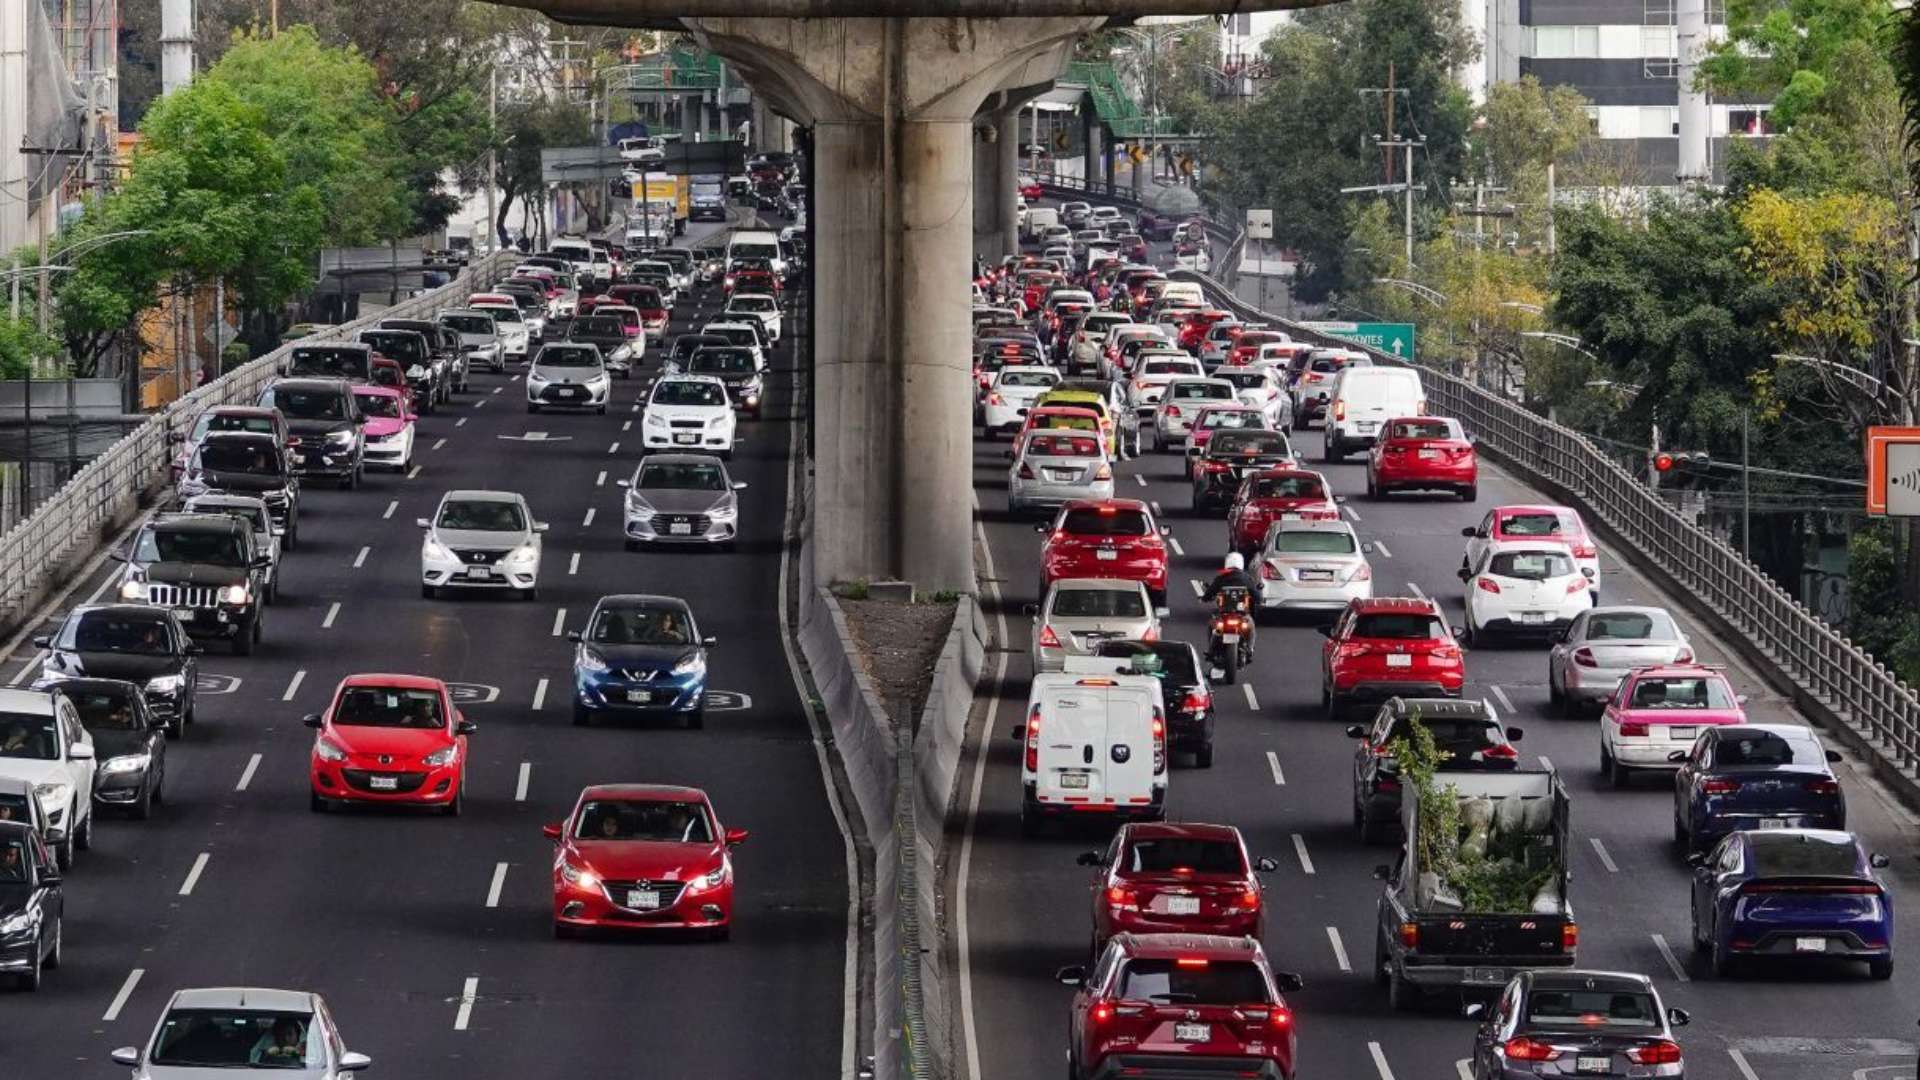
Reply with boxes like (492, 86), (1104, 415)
(956, 211), (1920, 1080)
(3, 216), (854, 1078)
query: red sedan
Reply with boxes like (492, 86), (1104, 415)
(1084, 822), (1277, 956)
(1039, 499), (1170, 606)
(306, 674), (474, 814)
(1321, 597), (1465, 718)
(1366, 416), (1478, 501)
(544, 783), (749, 939)
(1226, 468), (1339, 554)
(1020, 179), (1045, 200)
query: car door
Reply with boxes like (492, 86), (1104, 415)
(1549, 610), (1588, 691)
(171, 615), (198, 717)
(1321, 606), (1351, 688)
(1692, 836), (1738, 936)
(1473, 980), (1518, 1078)
(56, 700), (93, 804)
(1675, 730), (1712, 823)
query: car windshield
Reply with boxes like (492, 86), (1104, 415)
(265, 387), (345, 420)
(1199, 411), (1261, 431)
(438, 500), (525, 532)
(1389, 419), (1461, 440)
(479, 305), (523, 326)
(710, 327), (759, 348)
(730, 296), (775, 312)
(1713, 730), (1821, 767)
(197, 441), (279, 474)
(194, 413), (275, 440)
(690, 350), (757, 375)
(1126, 838), (1244, 874)
(1488, 551), (1575, 580)
(590, 605), (695, 645)
(1251, 475), (1325, 500)
(359, 333), (423, 363)
(1351, 613), (1447, 640)
(1585, 611), (1678, 641)
(1143, 361), (1194, 375)
(1210, 432), (1290, 457)
(1525, 988), (1660, 1029)
(288, 348), (368, 378)
(193, 503), (267, 533)
(440, 315), (494, 334)
(370, 365), (405, 390)
(0, 713), (58, 760)
(571, 318), (625, 339)
(1026, 434), (1100, 458)
(1748, 832), (1862, 876)
(1628, 676), (1737, 709)
(0, 833), (28, 880)
(538, 349), (601, 369)
(334, 686), (444, 729)
(1060, 508), (1148, 536)
(1271, 530), (1355, 555)
(576, 799), (712, 843)
(1169, 383), (1232, 401)
(637, 461), (726, 491)
(354, 392), (404, 419)
(67, 612), (173, 655)
(1502, 510), (1581, 538)
(1051, 588), (1147, 618)
(149, 1008), (319, 1069)
(1118, 959), (1269, 1005)
(654, 381), (726, 407)
(135, 527), (244, 565)
(1000, 370), (1059, 388)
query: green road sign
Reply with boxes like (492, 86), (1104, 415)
(1300, 321), (1417, 361)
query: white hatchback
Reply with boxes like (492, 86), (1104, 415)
(1461, 541), (1593, 645)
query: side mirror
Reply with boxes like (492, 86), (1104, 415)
(69, 743), (94, 761)
(1371, 864), (1391, 881)
(404, 412), (419, 423)
(1666, 1007), (1690, 1028)
(1736, 694), (1750, 705)
(1254, 856), (1279, 873)
(534, 522), (550, 533)
(725, 827), (750, 846)
(1685, 852), (1706, 868)
(1549, 627), (1568, 643)
(1004, 449), (1017, 461)
(1023, 603), (1040, 616)
(1272, 972), (1305, 993)
(617, 479), (631, 488)
(1871, 853), (1892, 869)
(1054, 965), (1087, 987)
(110, 1048), (141, 1067)
(566, 630), (582, 643)
(185, 643), (205, 656)
(455, 719), (478, 736)
(1505, 726), (1524, 741)
(168, 432), (186, 444)
(704, 635), (719, 646)
(1361, 542), (1376, 554)
(340, 1052), (374, 1072)
(1451, 625), (1468, 639)
(1154, 607), (1170, 619)
(1010, 724), (1026, 740)
(30, 636), (49, 649)
(733, 481), (749, 490)
(1460, 526), (1477, 538)
(303, 713), (323, 729)
(542, 822), (563, 841)
(252, 556), (274, 569)
(1345, 724), (1367, 739)
(1159, 525), (1171, 536)
(1456, 568), (1471, 582)
(1463, 1002), (1486, 1019)
(416, 517), (432, 528)
(1666, 750), (1688, 763)
(1826, 749), (1843, 763)
(1075, 851), (1103, 867)
(150, 715), (170, 731)
(109, 549), (128, 563)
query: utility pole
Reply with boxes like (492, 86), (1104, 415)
(1377, 137), (1422, 269)
(486, 66), (499, 252)
(1741, 408), (1751, 559)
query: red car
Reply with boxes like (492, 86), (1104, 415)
(1321, 597), (1466, 718)
(1226, 468), (1339, 554)
(1117, 234), (1149, 262)
(732, 269), (782, 297)
(1020, 179), (1044, 200)
(543, 783), (748, 939)
(1175, 310), (1235, 353)
(306, 674), (474, 814)
(1083, 822), (1278, 956)
(1058, 933), (1303, 1080)
(1022, 272), (1068, 314)
(1366, 416), (1478, 501)
(1039, 499), (1170, 606)
(1225, 330), (1290, 368)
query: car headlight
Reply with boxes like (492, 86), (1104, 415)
(625, 494), (654, 516)
(707, 501), (737, 522)
(645, 412), (668, 427)
(146, 674), (185, 694)
(218, 584), (250, 605)
(406, 364), (428, 380)
(671, 652), (706, 676)
(506, 544), (539, 567)
(587, 373), (610, 389)
(327, 429), (355, 447)
(314, 738), (347, 762)
(577, 648), (608, 673)
(561, 861), (598, 889)
(527, 371), (548, 387)
(33, 782), (72, 811)
(422, 745), (458, 767)
(100, 752), (151, 775)
(120, 580), (148, 601)
(0, 911), (33, 936)
(688, 864), (727, 893)
(423, 536), (454, 562)
(611, 345), (633, 362)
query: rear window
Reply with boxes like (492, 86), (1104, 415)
(1168, 382), (1232, 401)
(1143, 361), (1194, 375)
(440, 314), (494, 334)
(1501, 509), (1583, 538)
(1033, 414), (1098, 433)
(1026, 434), (1100, 458)
(1051, 588), (1147, 618)
(999, 370), (1059, 389)
(571, 317), (625, 338)
(1386, 718), (1499, 751)
(1060, 509), (1149, 536)
(1219, 372), (1272, 390)
(1487, 551), (1575, 580)
(1747, 832), (1861, 877)
(1626, 675), (1737, 710)
(653, 381), (727, 407)
(1525, 988), (1660, 1029)
(288, 347), (370, 378)
(1118, 959), (1269, 1005)
(1351, 613), (1446, 640)
(1712, 730), (1822, 767)
(194, 412), (276, 439)
(1586, 611), (1678, 640)
(1125, 838), (1244, 875)
(1237, 332), (1285, 347)
(1271, 529), (1355, 555)
(261, 386), (345, 420)
(1388, 419), (1461, 440)
(1198, 410), (1262, 431)
(1250, 475), (1325, 500)
(1210, 432), (1290, 456)
(690, 349), (757, 375)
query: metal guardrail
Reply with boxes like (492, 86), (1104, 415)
(0, 252), (515, 634)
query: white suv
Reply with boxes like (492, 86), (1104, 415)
(643, 376), (738, 459)
(725, 294), (782, 344)
(0, 688), (94, 869)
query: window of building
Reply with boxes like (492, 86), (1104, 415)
(1639, 106), (1678, 138)
(1533, 25), (1600, 58)
(1640, 25), (1676, 57)
(1727, 106), (1770, 136)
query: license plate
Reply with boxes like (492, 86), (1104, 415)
(1166, 896), (1201, 915)
(1219, 633), (1240, 644)
(1466, 966), (1507, 985)
(1386, 654), (1413, 668)
(1575, 1055), (1612, 1074)
(1174, 1023), (1210, 1043)
(466, 566), (491, 579)
(368, 776), (398, 791)
(1419, 449), (1442, 460)
(1300, 569), (1334, 581)
(173, 608), (195, 621)
(1518, 611), (1546, 624)
(674, 433), (698, 444)
(1758, 817), (1790, 829)
(1047, 470), (1078, 482)
(558, 387), (579, 397)
(1096, 549), (1118, 561)
(627, 889), (661, 910)
(1668, 726), (1696, 740)
(1059, 773), (1090, 789)
(623, 690), (654, 704)
(670, 522), (692, 535)
(1795, 936), (1827, 953)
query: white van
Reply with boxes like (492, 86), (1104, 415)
(548, 238), (596, 281)
(727, 229), (784, 275)
(1014, 669), (1167, 836)
(1023, 206), (1060, 244)
(1324, 365), (1427, 462)
(1157, 281), (1205, 308)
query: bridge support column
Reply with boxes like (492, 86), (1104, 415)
(693, 16), (1099, 593)
(973, 86), (1046, 266)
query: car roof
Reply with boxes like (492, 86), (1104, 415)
(168, 987), (316, 1013)
(201, 405), (277, 417)
(1123, 821), (1241, 844)
(71, 602), (174, 620)
(0, 688), (56, 716)
(1485, 538), (1578, 554)
(1384, 697), (1495, 720)
(440, 490), (523, 504)
(590, 593), (694, 613)
(1269, 517), (1353, 534)
(185, 494), (269, 510)
(269, 378), (351, 392)
(149, 513), (246, 533)
(1112, 933), (1264, 960)
(1626, 664), (1725, 680)
(337, 673), (447, 692)
(1521, 969), (1654, 994)
(352, 384), (407, 399)
(1350, 597), (1441, 614)
(1051, 577), (1150, 593)
(578, 783), (710, 803)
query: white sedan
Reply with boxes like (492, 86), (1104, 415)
(982, 367), (1063, 437)
(643, 376), (738, 459)
(1255, 518), (1373, 613)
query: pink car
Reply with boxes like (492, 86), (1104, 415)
(1600, 664), (1748, 786)
(351, 385), (417, 472)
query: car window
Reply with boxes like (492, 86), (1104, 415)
(150, 1008), (320, 1068)
(1385, 718), (1500, 752)
(1033, 414), (1098, 433)
(1025, 434), (1101, 458)
(1210, 432), (1290, 456)
(354, 392), (405, 419)
(65, 612), (174, 655)
(198, 413), (277, 439)
(1250, 475), (1325, 500)
(731, 296), (776, 312)
(1350, 613), (1446, 640)
(1117, 959), (1269, 1005)
(590, 606), (694, 645)
(359, 332), (425, 364)
(1389, 419), (1460, 440)
(636, 462), (726, 491)
(135, 527), (245, 566)
(1051, 588), (1147, 619)
(263, 387), (345, 420)
(1747, 832), (1860, 876)
(570, 317), (625, 338)
(1524, 988), (1659, 1028)
(575, 799), (712, 843)
(1628, 676), (1736, 710)
(1711, 730), (1818, 767)
(1198, 410), (1261, 431)
(1501, 510), (1582, 538)
(334, 686), (444, 730)
(690, 349), (757, 375)
(440, 314), (494, 334)
(288, 348), (370, 379)
(437, 500), (525, 532)
(0, 713), (59, 761)
(653, 381), (727, 407)
(197, 440), (280, 475)
(1219, 372), (1271, 390)
(1585, 611), (1677, 641)
(1487, 551), (1575, 580)
(1125, 838), (1244, 874)
(1060, 508), (1149, 536)
(537, 346), (600, 367)
(1169, 383), (1232, 401)
(1270, 530), (1355, 555)
(1000, 370), (1059, 388)
(66, 688), (141, 732)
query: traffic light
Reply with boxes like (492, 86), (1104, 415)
(1653, 450), (1710, 473)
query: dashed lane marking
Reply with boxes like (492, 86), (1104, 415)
(1134, 475), (1147, 487)
(453, 976), (479, 1030)
(407, 465), (422, 479)
(1327, 927), (1351, 972)
(1729, 1050), (1760, 1080)
(282, 670), (306, 702)
(550, 608), (567, 637)
(1489, 684), (1516, 712)
(1168, 536), (1184, 556)
(236, 754), (261, 792)
(595, 470), (607, 487)
(532, 678), (549, 711)
(1243, 684), (1259, 710)
(514, 762), (530, 802)
(1189, 579), (1204, 598)
(568, 553), (580, 576)
(455, 417), (467, 428)
(1406, 581), (1427, 600)
(103, 968), (144, 1022)
(352, 546), (370, 568)
(1343, 502), (1363, 522)
(383, 500), (398, 520)
(1368, 1042), (1395, 1080)
(1591, 837), (1619, 873)
(1650, 933), (1690, 982)
(178, 852), (210, 896)
(1266, 751), (1285, 785)
(1291, 833), (1315, 875)
(432, 438), (447, 451)
(1374, 540), (1392, 558)
(322, 602), (340, 629)
(582, 508), (596, 528)
(608, 441), (621, 455)
(485, 862), (509, 908)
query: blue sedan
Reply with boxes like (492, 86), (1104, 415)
(1689, 828), (1893, 979)
(1670, 724), (1845, 855)
(568, 594), (714, 728)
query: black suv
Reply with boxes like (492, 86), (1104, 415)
(283, 342), (372, 382)
(34, 605), (200, 736)
(175, 431), (300, 549)
(358, 328), (443, 412)
(1346, 697), (1524, 843)
(113, 513), (272, 655)
(258, 378), (365, 488)
(380, 317), (469, 394)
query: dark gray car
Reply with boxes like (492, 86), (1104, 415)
(57, 679), (166, 819)
(1466, 970), (1688, 1079)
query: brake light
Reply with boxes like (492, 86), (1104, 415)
(1618, 721), (1649, 737)
(987, 393), (1004, 406)
(1560, 921), (1579, 950)
(1106, 886), (1138, 911)
(1806, 778), (1841, 795)
(1165, 406), (1181, 418)
(1572, 647), (1597, 667)
(1024, 705), (1042, 772)
(1017, 463), (1035, 480)
(1397, 922), (1419, 948)
(1675, 646), (1695, 664)
(1383, 443), (1406, 455)
(1152, 712), (1166, 774)
(1476, 577), (1501, 594)
(1174, 957), (1208, 969)
(1351, 563), (1373, 582)
(1140, 624), (1159, 642)
(1240, 889), (1261, 910)
(1091, 1001), (1114, 1026)
(1268, 1005), (1292, 1029)
(1332, 400), (1346, 421)
(1567, 577), (1591, 594)
(1571, 540), (1597, 559)
(1627, 1042), (1683, 1066)
(1038, 624), (1062, 650)
(1503, 1038), (1561, 1062)
(1701, 778), (1740, 794)
(1482, 743), (1519, 761)
(1261, 562), (1282, 581)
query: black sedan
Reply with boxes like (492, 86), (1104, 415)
(1466, 970), (1688, 1079)
(1092, 639), (1213, 768)
(57, 679), (167, 819)
(0, 819), (63, 991)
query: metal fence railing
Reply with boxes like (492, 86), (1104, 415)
(0, 252), (515, 635)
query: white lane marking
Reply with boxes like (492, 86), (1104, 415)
(456, 417), (467, 428)
(236, 753), (262, 792)
(352, 546), (370, 568)
(103, 968), (144, 1021)
(1243, 684), (1259, 710)
(407, 465), (422, 479)
(1189, 578), (1204, 598)
(1406, 580), (1427, 600)
(383, 500), (398, 520)
(622, 420), (633, 432)
(322, 602), (340, 629)
(491, 386), (502, 395)
(608, 441), (620, 455)
(514, 762), (531, 802)
(1650, 932), (1690, 982)
(282, 669), (306, 702)
(1489, 684), (1516, 712)
(595, 470), (607, 487)
(582, 508), (596, 528)
(1456, 1061), (1474, 1080)
(7, 652), (44, 686)
(1368, 1042), (1395, 1080)
(178, 852), (210, 896)
(511, 373), (522, 382)
(474, 397), (488, 408)
(1590, 837), (1619, 873)
(568, 553), (580, 576)
(1344, 502), (1363, 522)
(432, 437), (447, 451)
(1538, 755), (1555, 772)
(630, 402), (641, 413)
(1134, 474), (1147, 487)
(1168, 536), (1184, 556)
(453, 976), (479, 1030)
(485, 862), (509, 908)
(550, 608), (567, 637)
(532, 678), (549, 711)
(1327, 926), (1352, 972)
(1374, 540), (1392, 558)
(1291, 833), (1315, 875)
(1729, 1049), (1761, 1080)
(1266, 751), (1285, 785)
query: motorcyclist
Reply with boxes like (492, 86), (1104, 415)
(1203, 552), (1260, 654)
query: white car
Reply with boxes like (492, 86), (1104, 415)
(1008, 428), (1114, 514)
(1088, 206), (1124, 229)
(643, 376), (738, 459)
(1030, 578), (1161, 674)
(111, 986), (373, 1078)
(526, 343), (611, 414)
(1071, 313), (1133, 375)
(1040, 224), (1073, 248)
(469, 301), (531, 360)
(724, 293), (782, 344)
(1461, 541), (1593, 645)
(1547, 605), (1694, 715)
(1462, 504), (1602, 595)
(1060, 201), (1092, 227)
(1103, 325), (1174, 381)
(418, 490), (546, 600)
(1123, 354), (1206, 447)
(0, 688), (94, 869)
(1216, 367), (1291, 429)
(1254, 518), (1373, 613)
(982, 366), (1063, 436)
(1152, 377), (1237, 451)
(1043, 244), (1076, 272)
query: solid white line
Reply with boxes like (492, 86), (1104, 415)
(1406, 580), (1427, 600)
(1368, 1041), (1395, 1080)
(453, 976), (478, 1030)
(1291, 833), (1315, 875)
(1344, 502), (1363, 522)
(595, 470), (607, 487)
(1728, 1049), (1761, 1080)
(608, 441), (620, 455)
(1134, 474), (1147, 487)
(568, 552), (580, 576)
(103, 968), (144, 1021)
(1326, 926), (1352, 972)
(236, 753), (261, 792)
(485, 862), (509, 908)
(1243, 683), (1259, 710)
(1374, 540), (1392, 558)
(178, 852), (210, 896)
(282, 669), (306, 702)
(1266, 751), (1285, 785)
(1650, 932), (1691, 982)
(383, 500), (398, 520)
(532, 678), (548, 711)
(352, 546), (370, 568)
(550, 608), (567, 636)
(322, 602), (340, 629)
(582, 508), (596, 527)
(514, 762), (530, 802)
(511, 373), (522, 382)
(1167, 536), (1184, 556)
(1189, 578), (1204, 598)
(1489, 684), (1516, 712)
(407, 465), (422, 479)
(1590, 837), (1619, 873)
(455, 417), (467, 428)
(959, 491), (1014, 1080)
(1538, 755), (1555, 772)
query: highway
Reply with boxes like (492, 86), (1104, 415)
(2, 215), (854, 1078)
(955, 211), (1920, 1080)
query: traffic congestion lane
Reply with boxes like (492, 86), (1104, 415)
(4, 229), (851, 1080)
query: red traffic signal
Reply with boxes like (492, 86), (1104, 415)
(1654, 452), (1675, 472)
(1654, 450), (1710, 473)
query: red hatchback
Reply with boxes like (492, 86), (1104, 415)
(1082, 823), (1278, 957)
(1226, 468), (1339, 554)
(1039, 499), (1170, 606)
(1059, 933), (1303, 1080)
(1321, 598), (1466, 718)
(1366, 416), (1478, 501)
(306, 674), (474, 814)
(544, 783), (748, 939)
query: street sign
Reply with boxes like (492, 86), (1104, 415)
(1300, 321), (1417, 361)
(1866, 426), (1920, 516)
(1246, 209), (1273, 240)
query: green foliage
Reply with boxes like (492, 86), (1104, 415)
(1390, 715), (1554, 914)
(1846, 524), (1920, 685)
(0, 316), (58, 379)
(1702, 0), (1897, 129)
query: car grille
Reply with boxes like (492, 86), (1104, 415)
(538, 384), (591, 402)
(668, 419), (705, 430)
(602, 879), (687, 910)
(651, 514), (711, 536)
(341, 769), (428, 793)
(145, 583), (219, 608)
(616, 668), (663, 682)
(453, 549), (505, 566)
(260, 490), (289, 509)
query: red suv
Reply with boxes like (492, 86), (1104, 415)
(1321, 598), (1466, 719)
(1226, 468), (1339, 554)
(1366, 416), (1478, 501)
(1058, 933), (1303, 1080)
(1039, 500), (1170, 606)
(1082, 823), (1279, 956)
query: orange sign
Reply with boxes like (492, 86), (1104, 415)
(1865, 426), (1920, 516)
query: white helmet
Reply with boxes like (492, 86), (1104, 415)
(1223, 552), (1245, 572)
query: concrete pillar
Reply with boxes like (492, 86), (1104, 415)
(997, 108), (1020, 256)
(972, 87), (1045, 265)
(1082, 106), (1098, 190)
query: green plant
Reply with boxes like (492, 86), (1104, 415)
(1390, 715), (1556, 913)
(833, 579), (870, 601)
(928, 590), (963, 604)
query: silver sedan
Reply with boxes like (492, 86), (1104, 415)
(1008, 430), (1114, 514)
(1030, 578), (1161, 673)
(1546, 604), (1693, 715)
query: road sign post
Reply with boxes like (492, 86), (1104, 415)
(1867, 426), (1920, 516)
(1300, 320), (1417, 362)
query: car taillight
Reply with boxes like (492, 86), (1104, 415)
(1383, 443), (1406, 455)
(1267, 1005), (1291, 1029)
(1038, 624), (1061, 650)
(1152, 712), (1166, 774)
(1017, 464), (1035, 479)
(1261, 562), (1282, 580)
(1567, 577), (1590, 594)
(1482, 743), (1519, 761)
(1503, 1038), (1561, 1062)
(1332, 400), (1346, 421)
(1397, 922), (1419, 948)
(1626, 1041), (1682, 1066)
(1350, 563), (1373, 582)
(1476, 577), (1501, 594)
(1239, 889), (1261, 910)
(1571, 540), (1597, 559)
(1106, 886), (1138, 911)
(986, 393), (1004, 406)
(1165, 405), (1181, 418)
(1675, 645), (1695, 663)
(1141, 623), (1159, 642)
(1562, 922), (1579, 950)
(1701, 778), (1740, 794)
(1091, 1001), (1115, 1026)
(1182, 691), (1211, 714)
(1024, 706), (1042, 772)
(1618, 720), (1650, 737)
(1572, 647), (1597, 667)
(1094, 465), (1113, 481)
(1806, 777), (1841, 795)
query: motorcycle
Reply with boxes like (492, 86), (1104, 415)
(1207, 585), (1256, 685)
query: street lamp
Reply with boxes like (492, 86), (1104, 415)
(1371, 277), (1446, 307)
(1518, 331), (1598, 362)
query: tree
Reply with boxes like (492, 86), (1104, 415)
(493, 98), (594, 250)
(1703, 0), (1897, 130)
(0, 317), (58, 380)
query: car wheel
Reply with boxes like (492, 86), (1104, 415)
(1609, 755), (1632, 789)
(1324, 689), (1344, 722)
(234, 621), (256, 656)
(283, 526), (297, 553)
(445, 779), (464, 817)
(1547, 674), (1563, 711)
(1359, 810), (1391, 846)
(1711, 939), (1736, 978)
(1324, 440), (1344, 464)
(1599, 742), (1613, 775)
(1387, 955), (1418, 1011)
(685, 708), (705, 730)
(1461, 484), (1477, 502)
(1019, 799), (1043, 838)
(19, 944), (41, 991)
(1193, 744), (1213, 769)
(132, 781), (154, 821)
(421, 584), (437, 600)
(528, 402), (540, 413)
(310, 793), (328, 814)
(1868, 957), (1893, 980)
(55, 831), (73, 870)
(553, 920), (576, 940)
(1365, 473), (1378, 499)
